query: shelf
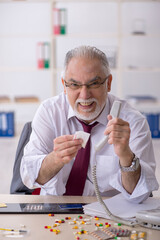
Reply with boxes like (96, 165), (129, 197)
(0, 34), (52, 38)
(123, 67), (160, 72)
(52, 0), (118, 2)
(52, 0), (160, 2)
(53, 0), (160, 2)
(0, 66), (119, 73)
(128, 101), (160, 113)
(1, 33), (160, 40)
(52, 33), (119, 39)
(122, 33), (160, 38)
(0, 0), (51, 2)
(0, 67), (52, 72)
(0, 0), (160, 2)
(0, 102), (40, 124)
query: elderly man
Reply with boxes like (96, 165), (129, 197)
(20, 46), (159, 202)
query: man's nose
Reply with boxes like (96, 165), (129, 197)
(78, 86), (91, 99)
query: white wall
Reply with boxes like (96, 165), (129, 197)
(0, 1), (160, 101)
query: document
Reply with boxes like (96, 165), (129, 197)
(83, 193), (160, 221)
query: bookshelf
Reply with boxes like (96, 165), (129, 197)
(0, 0), (160, 134)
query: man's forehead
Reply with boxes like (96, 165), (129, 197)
(67, 76), (101, 83)
(66, 57), (104, 76)
(68, 56), (101, 65)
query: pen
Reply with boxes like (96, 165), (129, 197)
(0, 228), (27, 233)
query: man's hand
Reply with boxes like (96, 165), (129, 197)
(53, 135), (83, 164)
(36, 135), (82, 185)
(104, 115), (133, 167)
(105, 115), (141, 194)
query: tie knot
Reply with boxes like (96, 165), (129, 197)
(77, 119), (98, 133)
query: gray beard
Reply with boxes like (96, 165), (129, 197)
(74, 100), (106, 122)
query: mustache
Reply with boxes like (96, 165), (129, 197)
(75, 98), (98, 105)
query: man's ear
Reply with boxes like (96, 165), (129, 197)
(61, 78), (66, 94)
(107, 74), (112, 92)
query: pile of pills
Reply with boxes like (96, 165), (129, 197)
(44, 213), (146, 239)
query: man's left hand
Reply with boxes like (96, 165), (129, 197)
(104, 115), (133, 166)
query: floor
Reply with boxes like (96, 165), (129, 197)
(0, 124), (160, 197)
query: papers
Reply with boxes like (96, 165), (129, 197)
(83, 194), (160, 221)
(74, 131), (90, 148)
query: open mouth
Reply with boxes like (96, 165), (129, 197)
(75, 98), (98, 115)
(79, 102), (94, 107)
(78, 101), (95, 113)
(79, 101), (95, 109)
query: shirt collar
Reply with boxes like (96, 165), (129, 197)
(68, 103), (76, 119)
(95, 99), (110, 126)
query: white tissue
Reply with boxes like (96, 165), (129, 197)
(73, 131), (90, 148)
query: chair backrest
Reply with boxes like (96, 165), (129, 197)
(10, 122), (37, 194)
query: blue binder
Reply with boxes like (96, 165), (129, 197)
(0, 112), (15, 137)
(143, 113), (160, 138)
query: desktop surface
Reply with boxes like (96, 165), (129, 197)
(0, 195), (159, 240)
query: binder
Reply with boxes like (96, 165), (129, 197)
(143, 113), (160, 138)
(60, 8), (67, 35)
(0, 112), (14, 137)
(53, 8), (60, 35)
(37, 42), (44, 69)
(44, 42), (50, 68)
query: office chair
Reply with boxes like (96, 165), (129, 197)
(10, 122), (40, 195)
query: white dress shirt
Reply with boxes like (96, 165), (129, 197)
(20, 93), (159, 203)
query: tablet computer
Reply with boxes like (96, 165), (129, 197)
(0, 203), (85, 214)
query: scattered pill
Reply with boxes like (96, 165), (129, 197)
(73, 226), (78, 229)
(44, 225), (52, 229)
(114, 223), (122, 226)
(48, 213), (54, 216)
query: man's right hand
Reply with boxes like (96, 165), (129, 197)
(36, 135), (82, 185)
(53, 135), (83, 164)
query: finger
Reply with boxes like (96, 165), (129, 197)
(105, 123), (130, 137)
(54, 135), (74, 144)
(61, 151), (79, 164)
(108, 130), (130, 140)
(107, 114), (112, 121)
(108, 134), (129, 145)
(55, 144), (81, 158)
(56, 146), (81, 164)
(108, 123), (130, 133)
(54, 136), (82, 151)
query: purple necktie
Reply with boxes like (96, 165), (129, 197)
(64, 120), (98, 196)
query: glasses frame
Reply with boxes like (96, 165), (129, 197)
(64, 76), (109, 90)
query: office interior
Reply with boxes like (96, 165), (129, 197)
(0, 0), (160, 197)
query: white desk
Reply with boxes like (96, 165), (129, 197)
(0, 195), (159, 240)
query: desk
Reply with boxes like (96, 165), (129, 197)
(0, 195), (159, 240)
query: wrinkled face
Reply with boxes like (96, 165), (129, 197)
(62, 57), (112, 123)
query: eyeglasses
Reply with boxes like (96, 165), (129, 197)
(64, 77), (109, 90)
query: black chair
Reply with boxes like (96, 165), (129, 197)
(10, 122), (40, 194)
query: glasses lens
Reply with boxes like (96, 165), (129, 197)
(89, 81), (101, 89)
(65, 77), (108, 90)
(89, 77), (108, 89)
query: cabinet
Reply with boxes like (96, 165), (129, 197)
(0, 0), (160, 131)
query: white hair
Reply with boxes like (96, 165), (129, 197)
(62, 45), (111, 79)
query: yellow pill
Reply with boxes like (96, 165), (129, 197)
(73, 226), (78, 229)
